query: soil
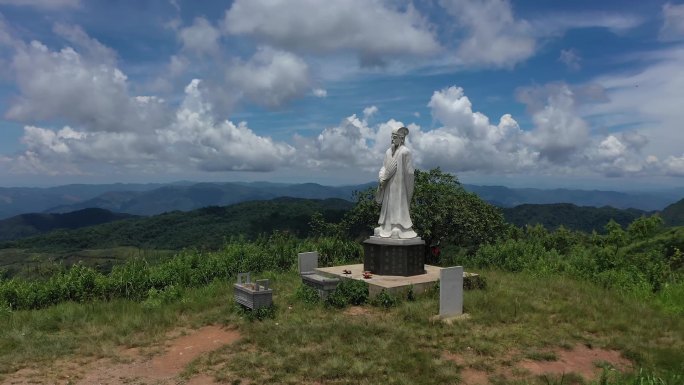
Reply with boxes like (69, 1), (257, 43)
(3, 325), (241, 385)
(518, 344), (632, 380)
(343, 306), (373, 316)
(443, 344), (633, 384)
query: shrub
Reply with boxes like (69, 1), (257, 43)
(236, 303), (277, 321)
(371, 289), (400, 308)
(325, 279), (368, 308)
(294, 284), (321, 305)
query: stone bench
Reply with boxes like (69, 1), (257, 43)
(298, 251), (340, 299)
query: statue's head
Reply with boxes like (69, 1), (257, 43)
(391, 126), (409, 146)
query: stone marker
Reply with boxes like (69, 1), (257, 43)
(439, 266), (464, 318)
(298, 251), (340, 299)
(298, 251), (319, 274)
(234, 272), (273, 310)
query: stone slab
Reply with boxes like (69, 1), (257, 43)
(298, 251), (319, 274)
(316, 263), (440, 297)
(301, 273), (340, 299)
(439, 266), (463, 318)
(364, 236), (425, 246)
(363, 238), (425, 276)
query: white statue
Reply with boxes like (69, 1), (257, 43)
(374, 126), (418, 239)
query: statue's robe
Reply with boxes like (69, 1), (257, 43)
(376, 145), (415, 231)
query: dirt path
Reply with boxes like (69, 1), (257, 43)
(4, 325), (241, 385)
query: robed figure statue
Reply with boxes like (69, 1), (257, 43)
(374, 126), (418, 239)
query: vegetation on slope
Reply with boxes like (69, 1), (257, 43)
(502, 203), (647, 233)
(661, 197), (684, 226)
(0, 208), (137, 241)
(0, 197), (351, 252)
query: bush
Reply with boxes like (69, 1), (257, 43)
(294, 284), (321, 305)
(236, 303), (277, 321)
(325, 279), (368, 308)
(470, 218), (682, 295)
(371, 289), (400, 308)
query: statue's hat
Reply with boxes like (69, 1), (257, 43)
(392, 126), (409, 137)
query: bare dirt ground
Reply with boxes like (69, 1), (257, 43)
(3, 325), (241, 385)
(444, 344), (633, 385)
(4, 326), (632, 385)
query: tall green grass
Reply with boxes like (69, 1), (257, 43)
(452, 223), (683, 312)
(0, 233), (362, 311)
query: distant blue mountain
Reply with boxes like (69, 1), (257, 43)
(463, 184), (681, 211)
(44, 182), (376, 216)
(0, 180), (680, 219)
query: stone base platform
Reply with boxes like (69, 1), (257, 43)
(363, 236), (425, 276)
(315, 263), (441, 297)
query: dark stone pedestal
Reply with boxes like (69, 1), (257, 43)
(363, 236), (426, 276)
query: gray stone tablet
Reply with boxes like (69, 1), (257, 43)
(298, 251), (319, 275)
(439, 266), (464, 317)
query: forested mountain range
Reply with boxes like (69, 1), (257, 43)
(0, 182), (371, 219)
(0, 197), (352, 251)
(501, 204), (648, 233)
(2, 197), (679, 250)
(0, 208), (137, 241)
(1, 181), (681, 220)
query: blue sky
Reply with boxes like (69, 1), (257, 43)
(0, 0), (683, 190)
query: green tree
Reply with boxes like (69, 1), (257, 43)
(627, 214), (664, 240)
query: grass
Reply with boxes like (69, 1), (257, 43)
(1, 269), (682, 384)
(0, 246), (176, 278)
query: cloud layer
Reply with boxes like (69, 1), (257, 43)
(2, 31), (681, 180)
(222, 0), (440, 66)
(0, 0), (682, 185)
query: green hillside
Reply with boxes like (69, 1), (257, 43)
(0, 208), (137, 241)
(662, 198), (684, 226)
(502, 203), (648, 232)
(0, 197), (352, 252)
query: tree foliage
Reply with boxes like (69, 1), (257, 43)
(412, 168), (505, 251)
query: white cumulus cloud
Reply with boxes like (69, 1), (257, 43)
(660, 2), (684, 41)
(222, 0), (440, 66)
(178, 17), (221, 55)
(663, 154), (684, 176)
(522, 85), (590, 162)
(8, 79), (296, 175)
(415, 86), (535, 172)
(53, 23), (116, 64)
(363, 106), (378, 119)
(439, 0), (536, 67)
(225, 47), (310, 108)
(6, 40), (170, 133)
